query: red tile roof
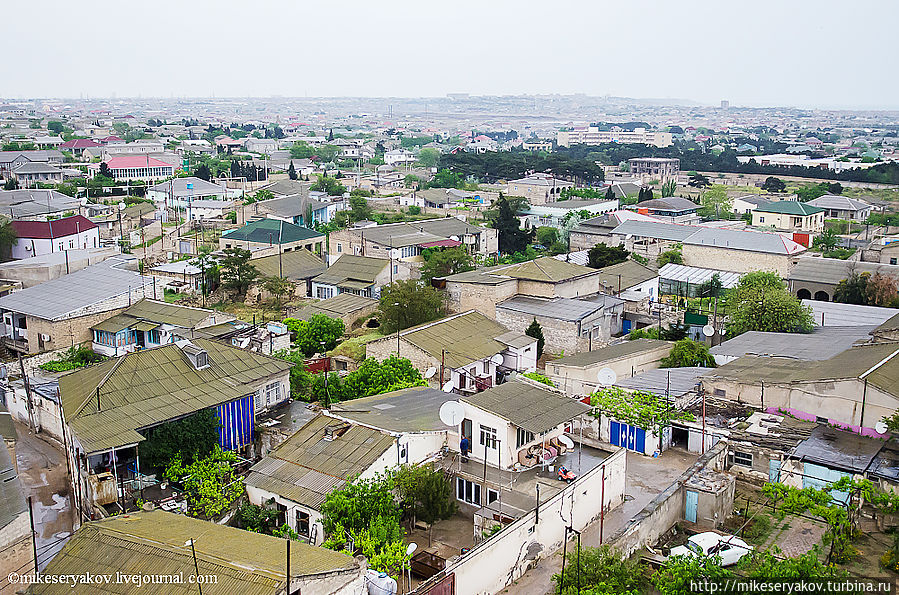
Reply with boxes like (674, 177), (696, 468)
(105, 156), (174, 169)
(60, 139), (101, 149)
(11, 215), (96, 239)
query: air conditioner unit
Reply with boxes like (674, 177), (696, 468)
(39, 334), (50, 342)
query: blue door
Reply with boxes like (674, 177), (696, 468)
(803, 463), (850, 505)
(609, 421), (620, 447)
(685, 490), (698, 523)
(769, 459), (781, 483)
(635, 428), (646, 453)
(610, 420), (646, 454)
(622, 319), (632, 334)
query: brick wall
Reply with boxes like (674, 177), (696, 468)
(444, 280), (519, 319)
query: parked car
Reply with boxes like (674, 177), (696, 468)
(668, 532), (753, 566)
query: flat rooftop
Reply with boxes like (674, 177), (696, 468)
(329, 386), (461, 433)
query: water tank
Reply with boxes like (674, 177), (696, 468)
(366, 570), (397, 595)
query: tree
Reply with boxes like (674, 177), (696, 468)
(348, 195), (371, 221)
(726, 271), (814, 337)
(0, 221), (18, 262)
(235, 502), (280, 534)
(164, 446), (243, 519)
(590, 387), (694, 440)
(311, 175), (346, 196)
(290, 142), (315, 159)
(138, 409), (221, 473)
(283, 314), (345, 357)
(195, 164), (212, 181)
(378, 280), (445, 333)
(688, 172), (711, 188)
(587, 244), (629, 269)
(190, 245), (218, 298)
(3, 178), (18, 191)
(833, 271), (870, 305)
(98, 161), (114, 180)
(652, 554), (732, 595)
(490, 195), (534, 255)
(866, 272), (899, 307)
(420, 247), (474, 281)
(552, 545), (646, 595)
(762, 176), (786, 193)
(696, 273), (723, 299)
(657, 248), (684, 267)
(394, 465), (457, 545)
(287, 161), (298, 180)
(813, 228), (840, 252)
(262, 275), (292, 310)
(535, 226), (559, 248)
(661, 179), (677, 198)
(605, 186), (615, 201)
(417, 148), (439, 168)
(699, 186), (732, 219)
(526, 318), (545, 358)
(218, 247), (260, 296)
(47, 121), (65, 135)
(660, 339), (717, 368)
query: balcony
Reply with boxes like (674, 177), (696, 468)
(2, 336), (28, 353)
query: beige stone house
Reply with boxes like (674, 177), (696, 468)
(545, 339), (673, 396)
(440, 256), (604, 318)
(505, 174), (574, 205)
(751, 201), (825, 233)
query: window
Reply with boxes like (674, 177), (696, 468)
(516, 428), (534, 448)
(296, 510), (310, 536)
(759, 216), (765, 223)
(479, 425), (497, 449)
(732, 451), (753, 467)
(713, 388), (726, 397)
(265, 381), (281, 405)
(456, 478), (481, 505)
(336, 243), (342, 253)
(891, 258), (897, 265)
(486, 489), (499, 505)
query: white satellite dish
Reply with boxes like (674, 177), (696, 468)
(442, 380), (455, 393)
(424, 367), (437, 379)
(558, 435), (575, 449)
(702, 324), (715, 338)
(439, 401), (465, 426)
(876, 421), (889, 434)
(597, 367), (617, 387)
(490, 354), (504, 366)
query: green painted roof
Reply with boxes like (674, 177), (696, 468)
(222, 218), (323, 244)
(755, 201), (825, 216)
(246, 414), (394, 509)
(386, 310), (528, 369)
(461, 378), (591, 434)
(553, 339), (672, 368)
(313, 254), (387, 287)
(59, 339), (292, 454)
(251, 249), (326, 281)
(30, 510), (358, 595)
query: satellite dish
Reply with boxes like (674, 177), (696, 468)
(439, 401), (465, 426)
(558, 435), (575, 449)
(702, 324), (715, 338)
(424, 367), (437, 379)
(876, 421), (889, 435)
(441, 380), (454, 393)
(490, 354), (504, 366)
(597, 367), (617, 387)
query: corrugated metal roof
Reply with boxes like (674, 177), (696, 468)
(31, 510), (358, 594)
(358, 218), (483, 247)
(60, 339), (292, 454)
(461, 379), (590, 435)
(251, 249), (325, 281)
(292, 293), (378, 320)
(246, 414), (394, 509)
(222, 219), (323, 244)
(683, 227), (806, 255)
(553, 339), (672, 369)
(594, 260), (659, 291)
(807, 194), (871, 211)
(0, 257), (154, 321)
(313, 254), (387, 286)
(789, 257), (899, 286)
(330, 386), (461, 433)
(803, 299), (899, 327)
(711, 326), (878, 360)
(616, 367), (712, 398)
(658, 263), (742, 288)
(443, 257), (597, 285)
(496, 295), (619, 322)
(610, 220), (697, 241)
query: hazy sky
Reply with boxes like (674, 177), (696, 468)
(4, 0), (897, 109)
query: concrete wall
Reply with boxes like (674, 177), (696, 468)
(682, 244), (797, 277)
(291, 567), (366, 595)
(444, 279), (519, 318)
(546, 343), (673, 397)
(0, 510), (33, 595)
(3, 382), (64, 444)
(607, 441), (729, 556)
(0, 248), (117, 288)
(417, 447), (626, 595)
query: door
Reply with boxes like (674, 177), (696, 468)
(803, 462), (849, 505)
(635, 428), (646, 453)
(685, 490), (698, 523)
(609, 421), (621, 447)
(461, 419), (472, 442)
(768, 459), (781, 483)
(622, 318), (632, 334)
(610, 421), (645, 454)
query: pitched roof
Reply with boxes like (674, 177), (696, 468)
(251, 249), (326, 281)
(106, 299), (230, 330)
(0, 188), (80, 218)
(710, 326), (878, 361)
(444, 257), (597, 285)
(13, 161), (62, 174)
(59, 339), (292, 454)
(392, 310), (529, 368)
(104, 155), (174, 169)
(0, 257), (153, 321)
(32, 510), (357, 595)
(222, 218), (323, 245)
(246, 414), (394, 509)
(806, 194), (871, 211)
(313, 254), (387, 287)
(683, 227), (806, 255)
(636, 197), (698, 212)
(552, 338), (672, 368)
(754, 201), (825, 216)
(788, 257), (899, 285)
(147, 176), (226, 196)
(329, 386), (461, 433)
(461, 378), (590, 434)
(594, 260), (659, 290)
(875, 312), (899, 334)
(496, 295), (620, 322)
(610, 220), (697, 242)
(657, 263), (742, 288)
(352, 218), (485, 248)
(11, 215), (96, 239)
(60, 138), (101, 149)
(803, 299), (899, 327)
(292, 293), (378, 320)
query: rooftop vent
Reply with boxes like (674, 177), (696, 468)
(180, 343), (210, 370)
(323, 423), (351, 442)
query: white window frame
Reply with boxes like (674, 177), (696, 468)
(479, 425), (497, 450)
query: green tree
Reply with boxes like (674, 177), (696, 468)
(490, 195), (534, 255)
(417, 148), (440, 168)
(195, 164), (212, 181)
(348, 195), (371, 221)
(47, 121), (65, 135)
(164, 446), (243, 519)
(688, 172), (711, 188)
(726, 271), (814, 337)
(657, 248), (684, 267)
(552, 545), (646, 595)
(311, 175), (346, 196)
(3, 178), (18, 191)
(590, 387), (694, 439)
(394, 465), (457, 545)
(98, 161), (114, 180)
(190, 245), (218, 298)
(287, 161), (298, 180)
(218, 247), (260, 296)
(699, 186), (732, 219)
(833, 272), (873, 305)
(137, 409), (221, 473)
(605, 186), (616, 201)
(762, 176), (786, 193)
(420, 246), (474, 281)
(661, 179), (677, 198)
(696, 273), (724, 299)
(283, 314), (345, 357)
(587, 244), (629, 269)
(0, 221), (18, 262)
(320, 472), (400, 537)
(660, 339), (717, 368)
(652, 554), (733, 595)
(813, 228), (840, 252)
(235, 502), (281, 534)
(536, 226), (559, 248)
(378, 280), (445, 333)
(525, 318), (545, 358)
(262, 275), (292, 310)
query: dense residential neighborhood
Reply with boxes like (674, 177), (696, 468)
(2, 3), (899, 595)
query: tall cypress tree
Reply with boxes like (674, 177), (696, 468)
(491, 195), (533, 255)
(288, 161), (298, 180)
(525, 318), (545, 359)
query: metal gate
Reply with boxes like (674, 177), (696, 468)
(609, 420), (646, 453)
(417, 572), (454, 595)
(803, 462), (849, 505)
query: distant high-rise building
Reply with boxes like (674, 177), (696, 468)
(557, 126), (672, 148)
(721, 100), (730, 109)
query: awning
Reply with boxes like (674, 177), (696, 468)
(419, 239), (462, 248)
(337, 279), (373, 291)
(92, 314), (134, 334)
(134, 321), (161, 332)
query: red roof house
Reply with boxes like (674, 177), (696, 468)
(11, 215), (97, 239)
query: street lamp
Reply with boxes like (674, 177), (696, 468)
(404, 542), (417, 594)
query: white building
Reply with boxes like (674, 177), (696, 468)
(10, 215), (100, 259)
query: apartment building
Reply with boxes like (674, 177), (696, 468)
(558, 126), (673, 148)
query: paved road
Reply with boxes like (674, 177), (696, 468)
(13, 423), (75, 571)
(500, 449), (696, 595)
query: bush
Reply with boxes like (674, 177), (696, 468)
(39, 345), (105, 372)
